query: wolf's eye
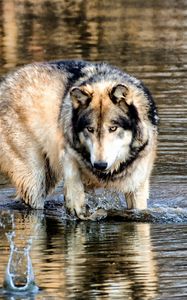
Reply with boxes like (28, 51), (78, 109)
(86, 126), (95, 133)
(109, 126), (118, 132)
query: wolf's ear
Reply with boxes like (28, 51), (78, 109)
(110, 84), (129, 104)
(70, 87), (91, 109)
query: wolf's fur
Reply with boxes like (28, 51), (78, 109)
(0, 60), (158, 219)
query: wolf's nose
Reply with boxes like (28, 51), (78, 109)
(93, 161), (108, 171)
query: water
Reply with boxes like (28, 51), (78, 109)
(1, 212), (187, 300)
(2, 214), (39, 294)
(0, 0), (187, 299)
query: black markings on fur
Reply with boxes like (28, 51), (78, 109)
(71, 107), (93, 158)
(128, 104), (140, 138)
(110, 86), (119, 104)
(109, 85), (127, 104)
(128, 103), (139, 122)
(112, 116), (132, 130)
(50, 60), (88, 101)
(137, 82), (159, 126)
(69, 107), (93, 166)
(50, 60), (87, 85)
(76, 145), (91, 165)
(113, 104), (140, 139)
(72, 108), (92, 133)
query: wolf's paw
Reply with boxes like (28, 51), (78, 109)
(88, 209), (108, 221)
(66, 204), (107, 221)
(78, 208), (107, 221)
(64, 194), (107, 221)
(75, 209), (107, 221)
(65, 199), (88, 220)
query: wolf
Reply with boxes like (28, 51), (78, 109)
(0, 60), (158, 219)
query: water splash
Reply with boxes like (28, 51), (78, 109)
(0, 211), (39, 296)
(3, 234), (38, 293)
(44, 188), (187, 223)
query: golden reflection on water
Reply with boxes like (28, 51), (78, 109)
(0, 211), (158, 299)
(0, 0), (187, 71)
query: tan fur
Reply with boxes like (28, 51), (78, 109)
(0, 61), (158, 219)
(0, 64), (66, 208)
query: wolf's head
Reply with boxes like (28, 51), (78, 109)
(71, 82), (150, 173)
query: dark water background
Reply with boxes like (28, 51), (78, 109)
(0, 0), (187, 299)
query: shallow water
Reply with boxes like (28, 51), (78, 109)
(0, 0), (187, 299)
(1, 211), (187, 300)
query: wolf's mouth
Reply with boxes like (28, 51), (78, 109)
(94, 168), (108, 174)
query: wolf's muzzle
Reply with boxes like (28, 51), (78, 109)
(93, 161), (108, 171)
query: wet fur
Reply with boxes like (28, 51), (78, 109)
(0, 60), (158, 219)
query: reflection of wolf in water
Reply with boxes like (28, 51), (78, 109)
(55, 221), (158, 299)
(0, 60), (158, 219)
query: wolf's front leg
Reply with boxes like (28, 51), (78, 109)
(125, 179), (149, 210)
(63, 153), (87, 219)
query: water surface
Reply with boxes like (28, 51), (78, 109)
(0, 0), (187, 299)
(1, 211), (187, 300)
